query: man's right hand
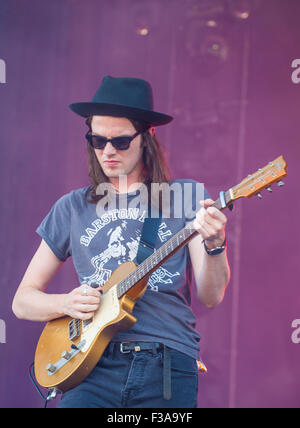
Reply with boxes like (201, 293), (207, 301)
(62, 284), (102, 320)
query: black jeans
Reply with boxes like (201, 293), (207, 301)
(58, 342), (198, 408)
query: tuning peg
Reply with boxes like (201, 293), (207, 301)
(257, 193), (263, 199)
(277, 180), (284, 187)
(267, 187), (272, 192)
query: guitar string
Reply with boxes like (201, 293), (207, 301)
(116, 223), (197, 297)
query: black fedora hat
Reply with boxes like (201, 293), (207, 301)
(69, 75), (173, 126)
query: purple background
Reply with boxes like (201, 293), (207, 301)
(0, 0), (299, 408)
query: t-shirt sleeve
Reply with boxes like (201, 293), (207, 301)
(36, 194), (72, 262)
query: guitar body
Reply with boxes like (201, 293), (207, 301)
(34, 261), (149, 392)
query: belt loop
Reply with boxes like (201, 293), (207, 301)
(151, 343), (158, 354)
(163, 345), (172, 400)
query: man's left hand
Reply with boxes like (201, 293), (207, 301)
(193, 199), (227, 250)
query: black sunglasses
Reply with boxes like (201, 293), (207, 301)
(85, 128), (148, 150)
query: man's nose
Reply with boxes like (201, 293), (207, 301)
(102, 141), (117, 155)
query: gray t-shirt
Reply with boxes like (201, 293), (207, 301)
(36, 179), (209, 359)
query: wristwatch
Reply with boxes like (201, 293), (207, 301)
(203, 238), (227, 256)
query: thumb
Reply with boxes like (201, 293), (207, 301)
(90, 283), (103, 295)
(200, 198), (215, 208)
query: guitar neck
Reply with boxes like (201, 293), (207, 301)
(116, 192), (231, 299)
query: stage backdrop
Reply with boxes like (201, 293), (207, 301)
(0, 0), (299, 408)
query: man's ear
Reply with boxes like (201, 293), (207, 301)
(149, 126), (155, 137)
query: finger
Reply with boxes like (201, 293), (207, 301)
(200, 199), (215, 208)
(78, 284), (89, 296)
(94, 286), (104, 295)
(200, 222), (216, 239)
(80, 295), (101, 305)
(199, 200), (227, 226)
(194, 213), (225, 240)
(76, 303), (99, 313)
(72, 293), (100, 308)
(79, 284), (101, 298)
(206, 206), (228, 224)
(193, 220), (212, 240)
(74, 311), (94, 321)
(196, 207), (222, 229)
(202, 212), (225, 231)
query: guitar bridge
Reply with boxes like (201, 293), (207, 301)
(46, 340), (86, 376)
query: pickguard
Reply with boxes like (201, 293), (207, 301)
(81, 286), (120, 352)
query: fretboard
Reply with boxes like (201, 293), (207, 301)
(116, 222), (196, 298)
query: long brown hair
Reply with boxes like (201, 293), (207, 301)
(84, 116), (172, 205)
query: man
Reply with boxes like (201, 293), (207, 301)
(12, 75), (230, 408)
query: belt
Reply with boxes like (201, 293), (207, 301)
(116, 341), (172, 401)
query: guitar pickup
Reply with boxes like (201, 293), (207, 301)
(68, 319), (81, 341)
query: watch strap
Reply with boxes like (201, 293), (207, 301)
(203, 238), (227, 256)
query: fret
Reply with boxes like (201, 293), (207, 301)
(140, 267), (145, 277)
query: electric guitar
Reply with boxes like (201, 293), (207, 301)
(34, 155), (288, 393)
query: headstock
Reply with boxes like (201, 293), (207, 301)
(231, 155), (287, 201)
(212, 156), (288, 211)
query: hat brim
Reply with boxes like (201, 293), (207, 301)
(69, 102), (173, 126)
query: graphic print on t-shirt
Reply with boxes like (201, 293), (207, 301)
(80, 210), (180, 291)
(81, 220), (141, 286)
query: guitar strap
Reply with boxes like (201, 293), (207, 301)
(136, 215), (161, 264)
